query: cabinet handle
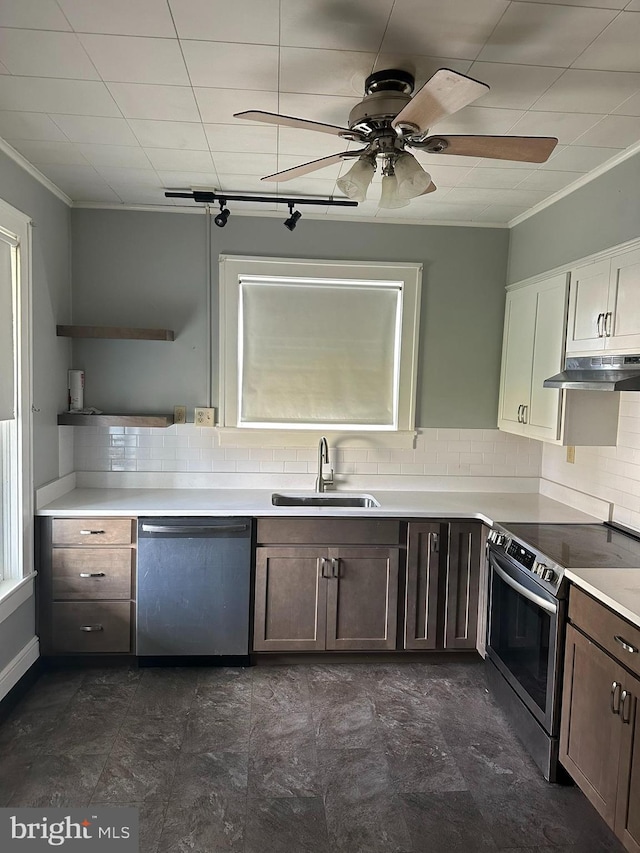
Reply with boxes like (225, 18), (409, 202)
(604, 311), (613, 337)
(80, 625), (103, 632)
(614, 635), (639, 655)
(621, 690), (633, 724)
(319, 557), (328, 579)
(596, 313), (604, 337)
(79, 572), (106, 578)
(517, 404), (523, 423)
(79, 529), (105, 535)
(521, 404), (528, 425)
(429, 531), (439, 553)
(611, 681), (622, 715)
(331, 557), (340, 579)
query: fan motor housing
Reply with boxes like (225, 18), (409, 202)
(348, 69), (415, 134)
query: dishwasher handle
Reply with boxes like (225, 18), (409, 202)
(140, 522), (249, 535)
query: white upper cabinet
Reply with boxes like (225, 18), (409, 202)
(498, 286), (537, 434)
(567, 248), (640, 354)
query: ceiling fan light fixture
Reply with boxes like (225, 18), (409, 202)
(336, 158), (375, 201)
(378, 174), (409, 209)
(394, 152), (432, 199)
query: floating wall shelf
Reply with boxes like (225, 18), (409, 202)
(58, 413), (174, 428)
(56, 325), (175, 341)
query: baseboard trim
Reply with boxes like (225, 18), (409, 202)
(0, 636), (40, 704)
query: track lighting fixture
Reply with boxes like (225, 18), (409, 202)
(283, 204), (302, 231)
(214, 201), (230, 227)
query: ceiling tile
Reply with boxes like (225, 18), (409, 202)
(157, 170), (219, 189)
(477, 4), (618, 67)
(181, 41), (279, 90)
(574, 12), (640, 72)
(49, 114), (139, 145)
(382, 202), (491, 221)
(169, 0), (279, 44)
(214, 173), (276, 193)
(330, 200), (381, 216)
(0, 77), (121, 116)
(413, 150), (481, 169)
(93, 167), (159, 186)
(278, 93), (359, 128)
(573, 114), (640, 148)
(0, 111), (69, 141)
(381, 0), (510, 60)
(9, 139), (90, 166)
(272, 176), (338, 196)
(57, 0), (176, 37)
(473, 204), (528, 223)
(516, 0), (626, 8)
(0, 29), (99, 79)
(76, 144), (152, 168)
(431, 106), (524, 135)
(212, 151), (277, 175)
(615, 90), (640, 115)
(0, 0), (72, 30)
(626, 1), (640, 10)
(205, 123), (277, 154)
(280, 0), (393, 51)
(36, 162), (102, 186)
(280, 47), (377, 97)
(539, 144), (620, 171)
(144, 148), (216, 171)
(515, 170), (579, 192)
(0, 61), (8, 74)
(194, 87), (278, 125)
(417, 163), (474, 186)
(106, 82), (200, 121)
(78, 34), (189, 85)
(105, 185), (169, 204)
(467, 62), (563, 109)
(508, 110), (603, 144)
(532, 68), (640, 113)
(443, 186), (548, 206)
(371, 55), (473, 90)
(277, 127), (352, 158)
(459, 167), (536, 188)
(128, 119), (208, 150)
(63, 183), (123, 203)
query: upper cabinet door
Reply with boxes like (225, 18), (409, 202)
(606, 248), (640, 353)
(498, 286), (537, 434)
(527, 273), (568, 442)
(566, 260), (611, 354)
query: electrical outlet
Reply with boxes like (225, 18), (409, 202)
(566, 445), (576, 464)
(173, 405), (186, 425)
(195, 406), (215, 427)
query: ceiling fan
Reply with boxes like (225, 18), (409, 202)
(234, 68), (558, 208)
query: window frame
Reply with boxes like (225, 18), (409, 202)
(0, 197), (33, 607)
(218, 255), (422, 446)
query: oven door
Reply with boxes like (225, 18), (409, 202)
(486, 548), (563, 735)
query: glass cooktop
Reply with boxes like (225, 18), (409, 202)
(501, 523), (640, 570)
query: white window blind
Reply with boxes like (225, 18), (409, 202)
(0, 234), (15, 422)
(239, 278), (401, 428)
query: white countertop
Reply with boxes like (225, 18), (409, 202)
(36, 487), (598, 525)
(566, 568), (640, 630)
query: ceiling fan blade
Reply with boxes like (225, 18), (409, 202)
(234, 110), (363, 139)
(420, 135), (558, 163)
(392, 69), (489, 134)
(261, 150), (366, 182)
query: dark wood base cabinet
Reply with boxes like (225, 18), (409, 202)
(560, 589), (640, 852)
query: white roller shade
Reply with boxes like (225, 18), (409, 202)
(239, 278), (401, 426)
(0, 235), (15, 421)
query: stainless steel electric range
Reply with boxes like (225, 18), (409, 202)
(485, 521), (640, 782)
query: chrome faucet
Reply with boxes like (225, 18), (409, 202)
(315, 436), (333, 493)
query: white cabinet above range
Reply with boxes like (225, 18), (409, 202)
(567, 248), (640, 355)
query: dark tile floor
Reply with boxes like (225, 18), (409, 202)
(0, 660), (625, 853)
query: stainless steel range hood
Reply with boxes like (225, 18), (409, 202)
(544, 355), (640, 391)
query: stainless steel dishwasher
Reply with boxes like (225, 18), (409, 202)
(137, 517), (252, 660)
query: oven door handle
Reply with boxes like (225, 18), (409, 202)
(491, 557), (558, 615)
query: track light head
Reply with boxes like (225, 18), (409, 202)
(214, 202), (230, 227)
(284, 205), (302, 231)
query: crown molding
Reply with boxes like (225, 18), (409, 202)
(0, 138), (72, 207)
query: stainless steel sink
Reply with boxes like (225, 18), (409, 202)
(271, 492), (380, 508)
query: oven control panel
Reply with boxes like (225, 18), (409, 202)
(506, 539), (536, 570)
(487, 525), (563, 593)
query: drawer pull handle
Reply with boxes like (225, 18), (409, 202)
(621, 690), (633, 724)
(611, 681), (622, 715)
(614, 635), (639, 654)
(80, 625), (104, 632)
(80, 529), (105, 535)
(79, 572), (106, 578)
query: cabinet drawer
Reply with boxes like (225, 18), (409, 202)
(52, 518), (133, 546)
(257, 518), (400, 545)
(51, 549), (133, 600)
(569, 586), (640, 679)
(51, 602), (132, 653)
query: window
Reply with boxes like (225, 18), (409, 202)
(0, 200), (32, 588)
(219, 256), (421, 441)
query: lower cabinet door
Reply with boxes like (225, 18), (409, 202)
(404, 522), (442, 649)
(253, 547), (328, 651)
(325, 547), (399, 651)
(444, 522), (482, 649)
(615, 673), (640, 853)
(560, 624), (624, 827)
